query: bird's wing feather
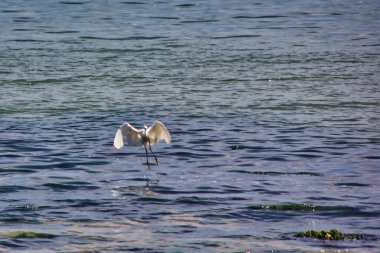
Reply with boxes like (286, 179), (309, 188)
(113, 128), (124, 149)
(147, 121), (171, 144)
(120, 123), (142, 146)
(114, 122), (142, 149)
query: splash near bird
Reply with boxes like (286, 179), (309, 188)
(113, 121), (171, 169)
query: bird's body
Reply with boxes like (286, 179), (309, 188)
(113, 121), (171, 169)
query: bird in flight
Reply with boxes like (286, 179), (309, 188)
(113, 121), (171, 169)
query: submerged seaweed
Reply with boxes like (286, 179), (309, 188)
(295, 229), (367, 240)
(296, 229), (345, 240)
(4, 231), (57, 239)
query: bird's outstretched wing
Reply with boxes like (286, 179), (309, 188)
(113, 122), (142, 149)
(147, 121), (171, 145)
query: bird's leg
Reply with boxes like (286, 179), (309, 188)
(148, 139), (159, 165)
(145, 177), (150, 187)
(143, 144), (151, 170)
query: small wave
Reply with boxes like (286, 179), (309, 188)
(42, 182), (100, 191)
(79, 36), (167, 41)
(233, 15), (287, 19)
(121, 1), (145, 4)
(0, 185), (35, 193)
(59, 1), (88, 4)
(180, 19), (219, 23)
(175, 4), (195, 7)
(247, 203), (379, 217)
(228, 170), (322, 177)
(211, 35), (261, 39)
(149, 16), (180, 20)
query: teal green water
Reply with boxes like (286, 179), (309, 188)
(1, 1), (379, 252)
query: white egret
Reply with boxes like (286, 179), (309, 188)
(113, 121), (171, 169)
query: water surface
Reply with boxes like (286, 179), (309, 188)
(0, 0), (379, 252)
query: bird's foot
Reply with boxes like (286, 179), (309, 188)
(145, 177), (160, 190)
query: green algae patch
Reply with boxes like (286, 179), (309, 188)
(5, 231), (57, 239)
(296, 229), (345, 240)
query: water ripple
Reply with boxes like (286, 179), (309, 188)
(0, 0), (379, 252)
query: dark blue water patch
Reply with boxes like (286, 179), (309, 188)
(1, 9), (23, 13)
(0, 240), (27, 249)
(123, 177), (160, 184)
(202, 208), (299, 222)
(266, 136), (304, 144)
(45, 30), (79, 34)
(175, 4), (195, 7)
(174, 196), (219, 205)
(15, 163), (72, 170)
(217, 234), (259, 239)
(167, 151), (224, 159)
(2, 206), (44, 218)
(14, 160), (110, 171)
(180, 19), (219, 23)
(0, 168), (37, 174)
(220, 185), (247, 194)
(247, 204), (379, 218)
(292, 153), (324, 159)
(263, 156), (288, 161)
(89, 47), (170, 54)
(277, 126), (309, 133)
(147, 186), (204, 195)
(11, 28), (39, 32)
(121, 1), (146, 4)
(42, 182), (100, 191)
(77, 234), (112, 243)
(222, 188), (247, 194)
(335, 182), (371, 187)
(308, 196), (344, 201)
(196, 186), (219, 191)
(116, 247), (160, 253)
(6, 238), (58, 251)
(0, 185), (36, 193)
(103, 175), (143, 183)
(79, 36), (168, 41)
(189, 241), (221, 248)
(233, 15), (288, 19)
(137, 196), (171, 204)
(12, 17), (36, 23)
(150, 185), (237, 196)
(4, 142), (51, 153)
(53, 199), (107, 208)
(342, 195), (371, 201)
(363, 155), (380, 160)
(7, 38), (54, 42)
(149, 16), (180, 20)
(0, 217), (40, 224)
(210, 35), (261, 39)
(257, 189), (289, 195)
(59, 1), (87, 4)
(228, 170), (323, 177)
(1, 151), (25, 158)
(154, 228), (194, 234)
